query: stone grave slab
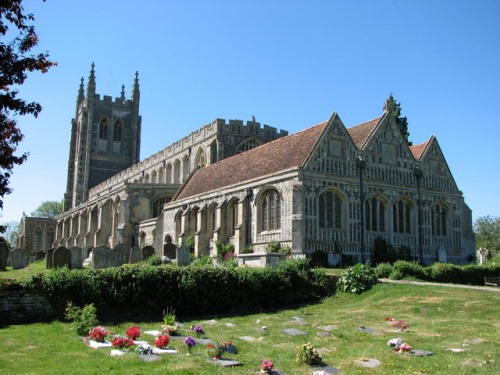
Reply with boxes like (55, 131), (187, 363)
(46, 248), (54, 268)
(133, 340), (149, 345)
(355, 358), (382, 368)
(318, 325), (338, 332)
(209, 358), (243, 367)
(138, 354), (162, 362)
(92, 245), (112, 269)
(311, 364), (341, 374)
(204, 319), (218, 325)
(129, 246), (141, 263)
(110, 349), (128, 356)
(196, 338), (215, 345)
(88, 340), (112, 349)
(410, 350), (434, 357)
(153, 347), (177, 355)
(113, 243), (129, 266)
(225, 323), (236, 328)
(142, 245), (155, 260)
(0, 240), (8, 271)
(163, 242), (177, 259)
(53, 246), (71, 268)
(446, 348), (465, 353)
(144, 330), (162, 337)
(317, 331), (333, 337)
(69, 246), (83, 269)
(176, 245), (190, 266)
(357, 326), (376, 334)
(239, 336), (262, 342)
(281, 328), (306, 336)
(10, 248), (29, 269)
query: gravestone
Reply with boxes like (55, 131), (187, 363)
(112, 244), (129, 266)
(46, 248), (54, 269)
(0, 240), (9, 270)
(164, 242), (177, 259)
(281, 328), (306, 336)
(35, 250), (45, 261)
(129, 246), (141, 263)
(142, 245), (155, 261)
(176, 245), (190, 266)
(438, 246), (447, 263)
(53, 246), (71, 268)
(92, 245), (112, 269)
(10, 248), (29, 269)
(69, 246), (83, 269)
(328, 253), (341, 267)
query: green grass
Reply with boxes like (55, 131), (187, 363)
(0, 260), (49, 280)
(0, 283), (498, 374)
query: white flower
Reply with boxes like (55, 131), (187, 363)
(387, 338), (403, 347)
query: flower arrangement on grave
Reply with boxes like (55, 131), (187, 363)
(136, 343), (154, 356)
(191, 324), (205, 338)
(396, 343), (412, 352)
(387, 338), (403, 348)
(392, 319), (410, 331)
(296, 342), (322, 365)
(312, 371), (329, 375)
(207, 343), (225, 359)
(260, 359), (274, 374)
(88, 326), (108, 342)
(386, 317), (395, 322)
(112, 336), (136, 349)
(154, 334), (170, 349)
(161, 307), (178, 336)
(183, 336), (197, 355)
(126, 325), (141, 340)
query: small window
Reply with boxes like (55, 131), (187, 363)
(113, 120), (122, 142)
(393, 199), (412, 234)
(260, 189), (281, 232)
(319, 190), (342, 229)
(432, 203), (447, 236)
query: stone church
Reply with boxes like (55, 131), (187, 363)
(17, 65), (475, 265)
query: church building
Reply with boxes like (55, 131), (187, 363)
(17, 66), (475, 265)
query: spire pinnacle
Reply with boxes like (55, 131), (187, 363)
(120, 84), (125, 100)
(77, 77), (85, 103)
(132, 71), (140, 104)
(86, 63), (96, 97)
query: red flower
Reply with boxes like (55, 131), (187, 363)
(112, 337), (135, 349)
(154, 335), (170, 348)
(88, 326), (108, 342)
(126, 325), (141, 340)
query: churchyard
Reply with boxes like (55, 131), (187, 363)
(0, 280), (498, 374)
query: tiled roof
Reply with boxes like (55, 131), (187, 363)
(174, 121), (328, 201)
(346, 117), (382, 148)
(409, 139), (431, 160)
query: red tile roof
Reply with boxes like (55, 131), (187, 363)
(175, 121), (328, 201)
(346, 117), (382, 148)
(409, 139), (431, 160)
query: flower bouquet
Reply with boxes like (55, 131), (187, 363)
(112, 337), (136, 350)
(88, 326), (108, 342)
(392, 320), (410, 331)
(126, 325), (141, 340)
(387, 338), (403, 348)
(296, 342), (322, 365)
(260, 359), (274, 374)
(136, 343), (154, 356)
(207, 342), (227, 359)
(191, 324), (205, 338)
(183, 336), (197, 355)
(154, 335), (170, 349)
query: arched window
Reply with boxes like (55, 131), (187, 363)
(432, 203), (447, 236)
(365, 196), (385, 232)
(227, 198), (238, 237)
(236, 138), (261, 154)
(33, 226), (43, 251)
(319, 190), (342, 229)
(195, 148), (206, 168)
(393, 199), (412, 234)
(99, 118), (108, 139)
(259, 189), (281, 232)
(113, 120), (122, 142)
(45, 227), (54, 250)
(152, 195), (172, 218)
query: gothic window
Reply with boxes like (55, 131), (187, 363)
(227, 198), (238, 237)
(393, 199), (412, 234)
(113, 120), (122, 142)
(33, 226), (43, 251)
(99, 118), (108, 139)
(432, 203), (447, 236)
(236, 138), (261, 154)
(45, 227), (54, 250)
(195, 148), (206, 168)
(259, 188), (281, 232)
(365, 196), (385, 232)
(152, 195), (172, 218)
(319, 190), (342, 229)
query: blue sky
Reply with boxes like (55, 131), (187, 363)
(2, 0), (499, 224)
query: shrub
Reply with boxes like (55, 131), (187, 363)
(215, 241), (234, 259)
(373, 262), (392, 278)
(266, 241), (281, 253)
(191, 255), (213, 267)
(388, 268), (403, 280)
(309, 250), (328, 267)
(65, 301), (99, 336)
(392, 260), (425, 279)
(144, 255), (162, 266)
(336, 263), (378, 294)
(242, 245), (254, 254)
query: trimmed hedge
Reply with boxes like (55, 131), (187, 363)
(18, 259), (329, 320)
(374, 260), (500, 285)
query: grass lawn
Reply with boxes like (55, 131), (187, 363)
(0, 283), (498, 374)
(0, 260), (49, 280)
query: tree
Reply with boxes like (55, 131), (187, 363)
(30, 200), (63, 218)
(0, 220), (19, 248)
(474, 215), (500, 256)
(0, 1), (56, 233)
(385, 94), (412, 146)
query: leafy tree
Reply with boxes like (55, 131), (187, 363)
(0, 0), (56, 233)
(474, 215), (500, 256)
(0, 220), (19, 248)
(385, 94), (412, 146)
(30, 200), (63, 218)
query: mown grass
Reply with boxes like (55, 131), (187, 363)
(0, 260), (49, 280)
(0, 283), (498, 374)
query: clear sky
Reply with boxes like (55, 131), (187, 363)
(2, 0), (499, 225)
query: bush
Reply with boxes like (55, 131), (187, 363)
(191, 256), (213, 267)
(215, 241), (234, 259)
(266, 241), (281, 253)
(373, 262), (392, 278)
(392, 260), (425, 279)
(309, 250), (328, 268)
(336, 263), (378, 294)
(388, 268), (404, 280)
(65, 301), (99, 336)
(144, 255), (162, 266)
(242, 245), (254, 254)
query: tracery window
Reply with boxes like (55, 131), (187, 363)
(99, 118), (108, 139)
(152, 195), (172, 218)
(432, 203), (447, 236)
(113, 120), (122, 141)
(393, 199), (412, 234)
(33, 226), (43, 251)
(45, 227), (54, 249)
(260, 189), (281, 232)
(365, 196), (385, 232)
(319, 190), (342, 229)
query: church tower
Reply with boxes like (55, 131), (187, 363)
(64, 64), (142, 211)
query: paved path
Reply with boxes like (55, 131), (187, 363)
(379, 278), (500, 292)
